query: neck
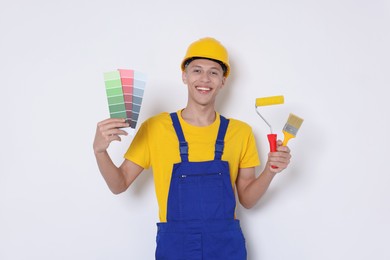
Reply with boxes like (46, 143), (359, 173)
(181, 106), (216, 126)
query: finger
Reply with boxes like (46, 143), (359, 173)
(269, 163), (281, 173)
(268, 152), (291, 165)
(97, 118), (127, 130)
(98, 121), (129, 133)
(103, 121), (129, 130)
(269, 164), (285, 173)
(104, 128), (129, 137)
(268, 160), (288, 172)
(269, 150), (291, 159)
(277, 145), (290, 153)
(98, 118), (127, 125)
(109, 134), (122, 142)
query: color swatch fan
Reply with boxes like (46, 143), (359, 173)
(104, 69), (147, 135)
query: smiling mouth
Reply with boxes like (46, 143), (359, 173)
(196, 86), (212, 93)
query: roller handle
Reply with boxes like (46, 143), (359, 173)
(267, 134), (277, 152)
(267, 134), (278, 169)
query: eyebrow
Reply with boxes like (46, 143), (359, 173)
(189, 65), (222, 71)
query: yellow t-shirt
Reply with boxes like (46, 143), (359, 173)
(124, 110), (260, 222)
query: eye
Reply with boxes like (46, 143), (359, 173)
(191, 68), (201, 73)
(210, 70), (220, 76)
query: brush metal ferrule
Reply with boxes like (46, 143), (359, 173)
(283, 124), (298, 136)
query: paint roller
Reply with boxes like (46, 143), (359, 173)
(255, 95), (284, 153)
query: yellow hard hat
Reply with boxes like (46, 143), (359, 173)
(181, 37), (230, 77)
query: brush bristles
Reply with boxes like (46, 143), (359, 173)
(287, 113), (303, 128)
(283, 113), (304, 136)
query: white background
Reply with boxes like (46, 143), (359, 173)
(1, 0), (389, 259)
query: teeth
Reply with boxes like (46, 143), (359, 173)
(196, 87), (211, 91)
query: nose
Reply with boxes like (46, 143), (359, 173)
(199, 71), (211, 82)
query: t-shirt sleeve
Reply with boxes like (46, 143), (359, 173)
(239, 129), (261, 168)
(124, 120), (151, 169)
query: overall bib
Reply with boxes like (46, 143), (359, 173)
(155, 112), (247, 260)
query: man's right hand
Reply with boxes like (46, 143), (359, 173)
(93, 118), (129, 154)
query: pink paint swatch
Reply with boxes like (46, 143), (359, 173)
(118, 69), (134, 124)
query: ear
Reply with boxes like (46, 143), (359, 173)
(182, 71), (188, 84)
(220, 76), (226, 89)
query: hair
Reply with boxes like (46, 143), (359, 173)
(184, 57), (227, 75)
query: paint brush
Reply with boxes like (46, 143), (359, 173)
(282, 113), (304, 146)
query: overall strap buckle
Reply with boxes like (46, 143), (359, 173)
(170, 112), (189, 162)
(215, 115), (230, 160)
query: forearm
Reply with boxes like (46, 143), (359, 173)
(94, 151), (128, 194)
(239, 168), (277, 209)
(238, 142), (292, 208)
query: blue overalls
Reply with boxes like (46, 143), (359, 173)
(155, 112), (247, 260)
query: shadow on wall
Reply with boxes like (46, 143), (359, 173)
(126, 168), (154, 197)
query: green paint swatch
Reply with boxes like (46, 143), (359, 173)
(104, 70), (127, 119)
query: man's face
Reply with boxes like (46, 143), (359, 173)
(182, 58), (226, 107)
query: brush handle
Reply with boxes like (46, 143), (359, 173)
(267, 134), (278, 169)
(282, 130), (295, 146)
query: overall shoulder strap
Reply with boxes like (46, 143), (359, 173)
(170, 112), (188, 162)
(215, 115), (230, 160)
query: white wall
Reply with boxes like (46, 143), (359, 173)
(1, 0), (389, 259)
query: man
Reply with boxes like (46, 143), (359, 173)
(93, 37), (291, 259)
